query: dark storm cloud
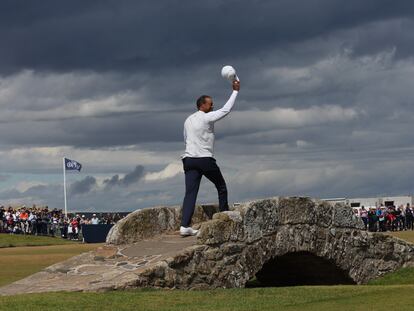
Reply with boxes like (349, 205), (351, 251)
(122, 165), (144, 186)
(103, 165), (144, 189)
(103, 175), (120, 189)
(0, 183), (62, 206)
(0, 176), (179, 211)
(60, 166), (145, 197)
(1, 0), (414, 74)
(0, 113), (184, 147)
(70, 176), (97, 195)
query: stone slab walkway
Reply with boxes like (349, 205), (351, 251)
(0, 233), (196, 296)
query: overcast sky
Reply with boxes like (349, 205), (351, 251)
(2, 0), (414, 211)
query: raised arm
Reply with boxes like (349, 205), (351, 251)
(205, 80), (240, 123)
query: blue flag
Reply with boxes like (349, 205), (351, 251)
(64, 158), (82, 171)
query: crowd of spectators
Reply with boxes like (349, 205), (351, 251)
(0, 204), (124, 240)
(357, 203), (414, 232)
(6, 202), (411, 238)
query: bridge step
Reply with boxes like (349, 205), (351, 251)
(0, 233), (196, 296)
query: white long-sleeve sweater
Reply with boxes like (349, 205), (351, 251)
(181, 90), (238, 159)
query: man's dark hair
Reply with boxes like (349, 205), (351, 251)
(196, 95), (211, 109)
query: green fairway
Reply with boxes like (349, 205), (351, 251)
(0, 234), (76, 248)
(1, 285), (414, 311)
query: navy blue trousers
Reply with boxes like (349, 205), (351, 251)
(181, 157), (229, 227)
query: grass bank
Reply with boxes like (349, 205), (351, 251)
(368, 267), (414, 285)
(0, 243), (101, 286)
(387, 230), (414, 243)
(0, 234), (77, 248)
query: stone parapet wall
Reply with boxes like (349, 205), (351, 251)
(106, 204), (219, 245)
(197, 197), (365, 245)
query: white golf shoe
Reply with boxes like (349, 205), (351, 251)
(180, 226), (199, 237)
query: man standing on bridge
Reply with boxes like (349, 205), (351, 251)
(180, 79), (240, 236)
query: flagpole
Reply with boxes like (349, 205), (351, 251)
(63, 157), (68, 219)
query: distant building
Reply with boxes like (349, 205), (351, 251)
(322, 198), (347, 205)
(322, 195), (414, 209)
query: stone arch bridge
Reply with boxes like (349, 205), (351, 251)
(112, 197), (414, 288)
(1, 197), (414, 294)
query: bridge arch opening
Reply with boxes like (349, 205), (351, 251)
(246, 251), (356, 287)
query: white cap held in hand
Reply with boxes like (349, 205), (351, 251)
(221, 65), (240, 82)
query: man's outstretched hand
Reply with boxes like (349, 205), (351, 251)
(233, 80), (240, 91)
